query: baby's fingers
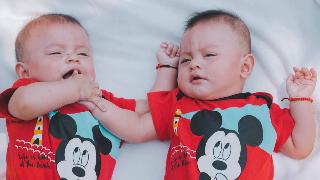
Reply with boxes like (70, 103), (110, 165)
(79, 100), (96, 111)
(293, 67), (303, 78)
(91, 81), (102, 95)
(166, 42), (174, 55)
(94, 88), (102, 97)
(90, 96), (107, 112)
(286, 74), (295, 84)
(160, 42), (168, 48)
(171, 45), (180, 58)
(301, 67), (312, 80)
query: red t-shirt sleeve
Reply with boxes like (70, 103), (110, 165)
(271, 103), (295, 152)
(0, 78), (36, 120)
(101, 90), (136, 111)
(147, 89), (177, 141)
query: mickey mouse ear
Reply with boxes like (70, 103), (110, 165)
(92, 125), (112, 155)
(190, 110), (222, 136)
(49, 112), (77, 140)
(238, 115), (263, 147)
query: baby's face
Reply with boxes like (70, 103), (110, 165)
(21, 22), (95, 81)
(178, 21), (247, 100)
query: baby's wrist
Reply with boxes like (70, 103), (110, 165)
(63, 78), (82, 102)
(157, 59), (179, 67)
(71, 79), (81, 99)
(156, 63), (178, 70)
(281, 97), (313, 103)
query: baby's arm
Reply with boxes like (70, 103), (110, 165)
(132, 42), (179, 115)
(83, 42), (179, 142)
(280, 67), (317, 159)
(150, 42), (179, 92)
(8, 74), (103, 120)
(90, 99), (156, 143)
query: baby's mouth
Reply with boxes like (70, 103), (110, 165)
(192, 76), (202, 81)
(191, 75), (205, 83)
(63, 69), (80, 79)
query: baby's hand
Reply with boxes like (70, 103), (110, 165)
(71, 73), (106, 111)
(286, 67), (317, 97)
(79, 100), (96, 111)
(79, 98), (107, 112)
(71, 73), (101, 101)
(156, 42), (179, 67)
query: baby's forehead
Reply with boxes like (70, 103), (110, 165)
(181, 21), (236, 42)
(184, 20), (238, 36)
(29, 21), (85, 33)
(23, 22), (90, 53)
(181, 20), (250, 53)
(20, 22), (86, 48)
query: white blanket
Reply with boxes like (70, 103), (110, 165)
(0, 0), (319, 179)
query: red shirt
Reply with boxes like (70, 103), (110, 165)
(0, 78), (135, 180)
(148, 88), (294, 180)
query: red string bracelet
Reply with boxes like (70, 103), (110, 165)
(156, 64), (178, 70)
(281, 97), (313, 103)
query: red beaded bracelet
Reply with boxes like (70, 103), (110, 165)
(281, 97), (313, 103)
(156, 64), (178, 70)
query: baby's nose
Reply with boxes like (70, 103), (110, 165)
(66, 53), (79, 63)
(190, 59), (200, 70)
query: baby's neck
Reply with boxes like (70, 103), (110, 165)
(180, 89), (245, 101)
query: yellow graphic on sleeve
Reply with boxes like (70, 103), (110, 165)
(173, 109), (182, 136)
(31, 116), (44, 145)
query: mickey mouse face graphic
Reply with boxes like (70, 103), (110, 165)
(56, 137), (98, 179)
(49, 112), (112, 180)
(190, 110), (263, 180)
(197, 130), (242, 180)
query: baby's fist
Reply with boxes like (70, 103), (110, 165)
(156, 42), (179, 67)
(286, 67), (317, 98)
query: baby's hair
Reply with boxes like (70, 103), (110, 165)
(15, 13), (87, 62)
(185, 9), (251, 53)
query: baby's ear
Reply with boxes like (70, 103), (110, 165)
(240, 53), (255, 79)
(15, 62), (29, 78)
